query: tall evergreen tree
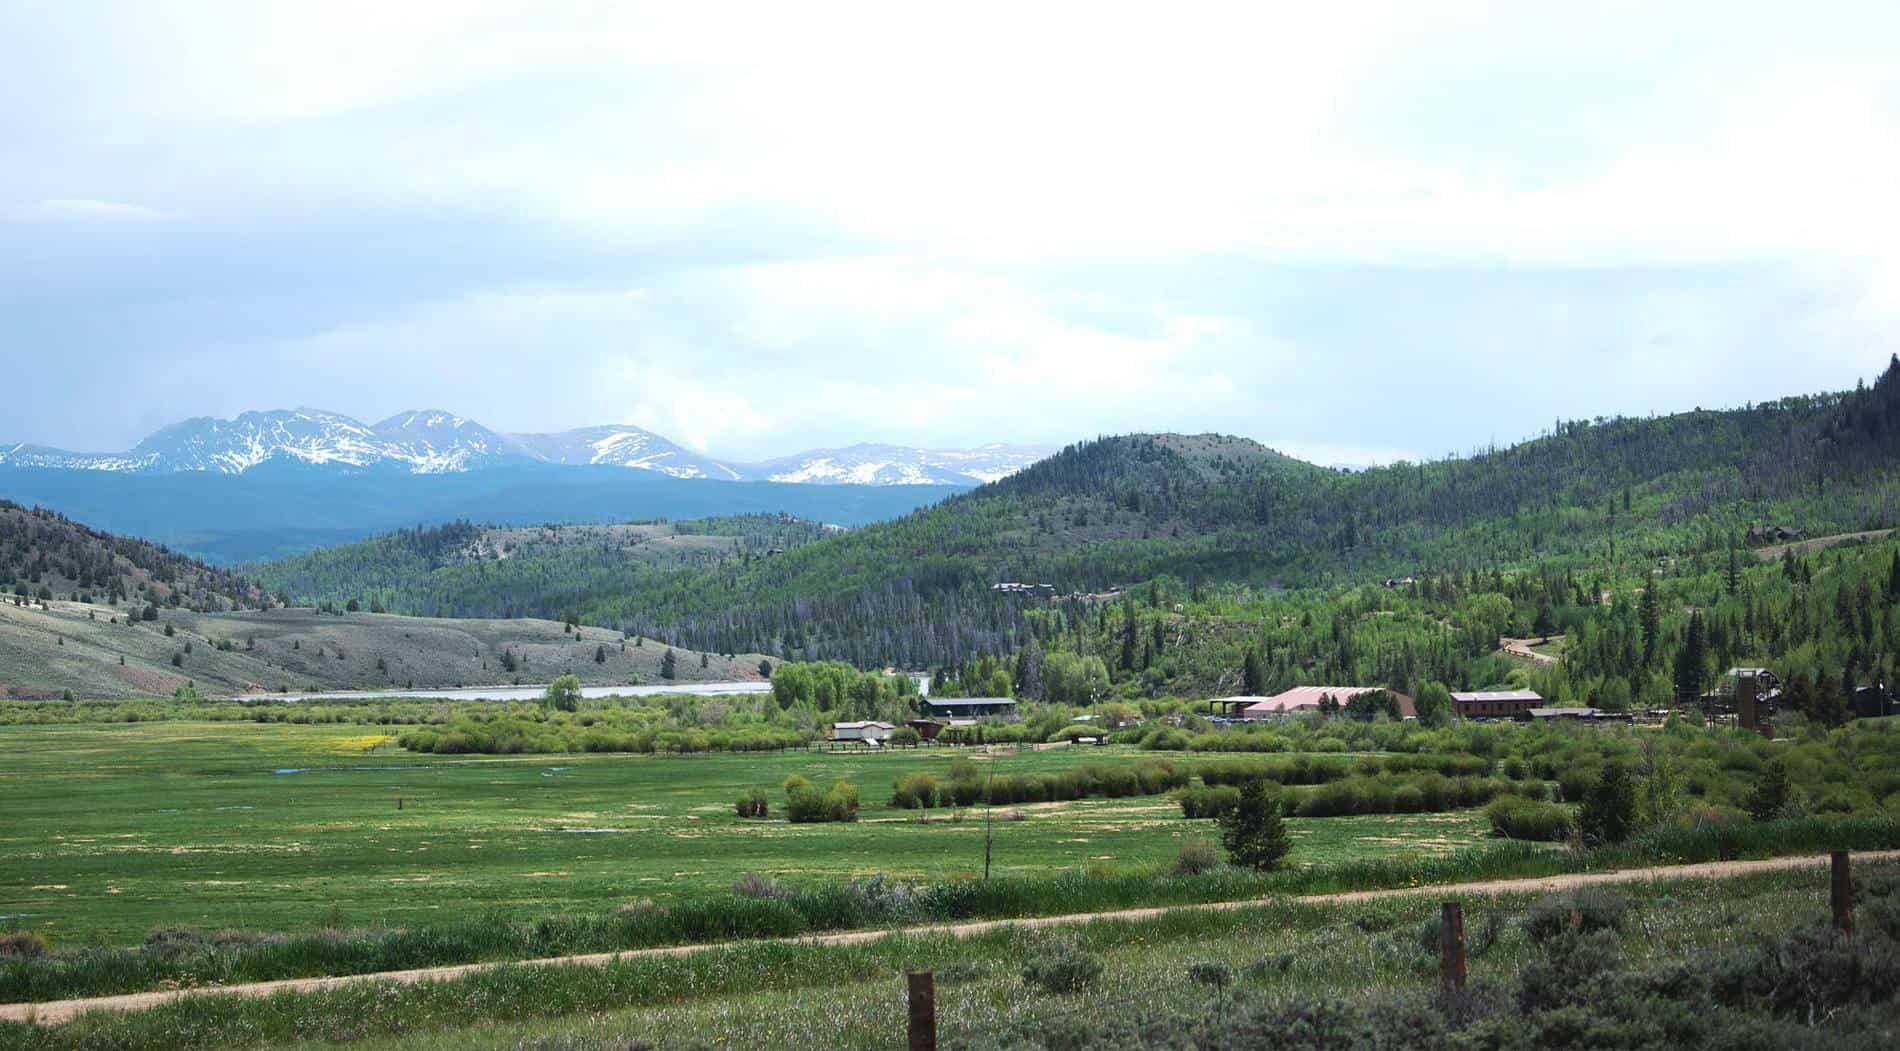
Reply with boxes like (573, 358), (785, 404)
(1673, 611), (1707, 703)
(1578, 763), (1636, 844)
(1119, 599), (1137, 672)
(1218, 780), (1290, 871)
(1747, 760), (1791, 821)
(1638, 586), (1661, 665)
(1241, 648), (1267, 695)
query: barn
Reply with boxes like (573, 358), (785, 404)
(1450, 690), (1543, 720)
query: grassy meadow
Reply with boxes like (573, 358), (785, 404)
(0, 721), (1492, 945)
(5, 860), (1892, 1051)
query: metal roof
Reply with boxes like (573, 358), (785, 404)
(1241, 686), (1416, 719)
(924, 697), (1016, 706)
(1451, 690), (1542, 702)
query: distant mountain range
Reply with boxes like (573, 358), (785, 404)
(0, 409), (1051, 487)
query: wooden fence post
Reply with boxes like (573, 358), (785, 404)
(1440, 902), (1466, 992)
(907, 970), (937, 1051)
(1832, 851), (1854, 935)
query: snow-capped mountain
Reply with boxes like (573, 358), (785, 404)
(370, 411), (522, 473)
(1, 410), (1051, 485)
(747, 443), (1053, 486)
(510, 426), (743, 481)
(0, 443), (160, 471)
(0, 409), (521, 475)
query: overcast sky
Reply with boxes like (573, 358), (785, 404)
(5, 2), (1898, 465)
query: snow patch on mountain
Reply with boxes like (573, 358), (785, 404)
(752, 443), (1053, 486)
(371, 410), (520, 473)
(507, 426), (743, 480)
(0, 443), (160, 471)
(3, 412), (1049, 485)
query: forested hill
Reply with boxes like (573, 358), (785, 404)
(258, 361), (1900, 669)
(0, 500), (269, 612)
(252, 514), (835, 621)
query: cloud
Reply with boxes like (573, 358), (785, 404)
(229, 259), (1261, 457)
(1, 2), (1898, 464)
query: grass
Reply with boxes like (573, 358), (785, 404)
(3, 860), (1890, 1051)
(0, 722), (1499, 945)
(1528, 635), (1568, 658)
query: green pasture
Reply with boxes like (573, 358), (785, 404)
(11, 861), (1881, 1051)
(315, 863), (1879, 1051)
(0, 723), (1490, 944)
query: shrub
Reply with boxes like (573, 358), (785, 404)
(1522, 891), (1629, 943)
(821, 780), (860, 822)
(1178, 784), (1242, 819)
(934, 960), (991, 984)
(1173, 835), (1222, 876)
(731, 872), (787, 899)
(0, 931), (48, 959)
(1187, 961), (1232, 987)
(1485, 797), (1573, 841)
(543, 674), (581, 712)
(1709, 918), (1900, 1020)
(1296, 780), (1367, 818)
(1141, 728), (1191, 751)
(845, 873), (922, 919)
(1557, 765), (1599, 804)
(948, 763), (984, 806)
(1020, 932), (1104, 994)
(1418, 909), (1504, 957)
(890, 772), (939, 809)
(1241, 952), (1295, 982)
(735, 786), (770, 819)
(784, 785), (826, 822)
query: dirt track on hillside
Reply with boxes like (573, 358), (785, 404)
(6, 850), (1893, 1027)
(1499, 637), (1561, 664)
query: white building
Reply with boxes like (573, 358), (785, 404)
(832, 720), (896, 742)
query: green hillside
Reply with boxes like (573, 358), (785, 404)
(0, 499), (269, 613)
(254, 361), (1900, 687)
(251, 514), (836, 620)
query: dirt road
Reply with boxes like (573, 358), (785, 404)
(1753, 528), (1895, 562)
(6, 850), (1892, 1027)
(1500, 636), (1561, 664)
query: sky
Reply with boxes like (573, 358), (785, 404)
(4, 1), (1899, 466)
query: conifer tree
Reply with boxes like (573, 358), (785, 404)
(1747, 760), (1791, 821)
(1579, 762), (1636, 844)
(1218, 780), (1290, 871)
(1241, 648), (1267, 695)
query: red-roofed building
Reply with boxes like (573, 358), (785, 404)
(1240, 686), (1415, 721)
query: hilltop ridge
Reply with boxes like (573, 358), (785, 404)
(253, 361), (1900, 669)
